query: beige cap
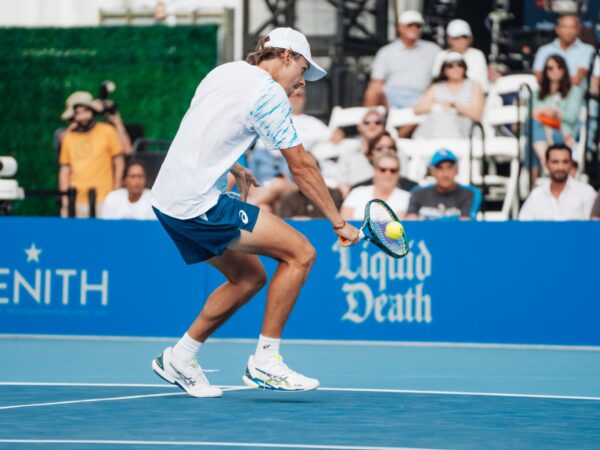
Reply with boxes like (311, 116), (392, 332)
(61, 91), (101, 121)
(398, 10), (424, 25)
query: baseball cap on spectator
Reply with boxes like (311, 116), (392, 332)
(61, 91), (101, 121)
(443, 52), (465, 64)
(446, 19), (472, 38)
(398, 10), (424, 25)
(430, 149), (457, 166)
(265, 27), (327, 81)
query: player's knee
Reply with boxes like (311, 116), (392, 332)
(295, 242), (316, 272)
(240, 268), (267, 297)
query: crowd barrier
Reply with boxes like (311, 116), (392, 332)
(0, 218), (598, 346)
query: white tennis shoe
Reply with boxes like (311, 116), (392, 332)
(152, 346), (222, 398)
(242, 354), (320, 391)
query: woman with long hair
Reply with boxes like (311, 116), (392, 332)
(412, 52), (484, 139)
(529, 54), (584, 175)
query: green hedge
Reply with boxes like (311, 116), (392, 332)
(0, 25), (217, 216)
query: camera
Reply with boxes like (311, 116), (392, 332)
(0, 156), (24, 215)
(98, 80), (118, 115)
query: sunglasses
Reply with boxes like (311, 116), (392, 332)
(374, 145), (396, 151)
(376, 167), (399, 174)
(363, 120), (384, 126)
(445, 62), (464, 69)
(546, 65), (563, 72)
(405, 23), (423, 28)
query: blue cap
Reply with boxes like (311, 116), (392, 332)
(430, 149), (457, 167)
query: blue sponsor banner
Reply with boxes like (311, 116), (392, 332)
(0, 218), (598, 345)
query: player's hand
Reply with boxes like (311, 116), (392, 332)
(231, 165), (260, 202)
(335, 221), (360, 247)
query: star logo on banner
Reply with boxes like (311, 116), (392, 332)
(25, 243), (42, 263)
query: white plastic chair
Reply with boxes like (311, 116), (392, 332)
(327, 105), (387, 130)
(385, 107), (424, 138)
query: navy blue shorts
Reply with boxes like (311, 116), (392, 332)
(153, 194), (260, 264)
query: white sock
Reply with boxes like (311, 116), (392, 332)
(172, 332), (202, 364)
(254, 334), (280, 365)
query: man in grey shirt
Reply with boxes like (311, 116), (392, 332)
(364, 10), (441, 110)
(407, 149), (480, 220)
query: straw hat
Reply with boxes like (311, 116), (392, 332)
(61, 91), (101, 121)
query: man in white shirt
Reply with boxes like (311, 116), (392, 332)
(150, 28), (359, 398)
(101, 160), (156, 220)
(520, 144), (596, 220)
(431, 19), (489, 93)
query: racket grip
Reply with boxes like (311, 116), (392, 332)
(338, 230), (364, 246)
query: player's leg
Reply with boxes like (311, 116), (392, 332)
(187, 249), (267, 342)
(228, 209), (316, 338)
(152, 250), (266, 398)
(228, 209), (320, 391)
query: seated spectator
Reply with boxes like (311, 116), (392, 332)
(526, 54), (584, 180)
(278, 153), (344, 219)
(364, 9), (440, 138)
(101, 160), (156, 220)
(431, 19), (489, 93)
(407, 149), (481, 220)
(519, 144), (596, 220)
(413, 52), (484, 139)
(533, 14), (595, 88)
(341, 151), (410, 220)
(591, 191), (600, 220)
(336, 109), (387, 195)
(352, 131), (418, 192)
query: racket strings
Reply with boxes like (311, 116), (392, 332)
(368, 202), (407, 256)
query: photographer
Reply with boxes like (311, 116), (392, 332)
(58, 91), (125, 218)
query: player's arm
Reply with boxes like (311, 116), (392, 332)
(282, 144), (358, 243)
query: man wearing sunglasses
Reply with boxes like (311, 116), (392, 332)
(364, 10), (440, 115)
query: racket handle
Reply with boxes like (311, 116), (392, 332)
(338, 230), (364, 246)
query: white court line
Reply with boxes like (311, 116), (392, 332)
(1, 333), (599, 352)
(0, 382), (598, 402)
(0, 440), (440, 450)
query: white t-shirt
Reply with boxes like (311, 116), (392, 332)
(519, 177), (597, 220)
(432, 48), (489, 93)
(151, 61), (299, 219)
(342, 185), (410, 220)
(101, 188), (156, 220)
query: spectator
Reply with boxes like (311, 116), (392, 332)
(352, 131), (418, 192)
(413, 52), (484, 139)
(101, 160), (156, 220)
(278, 153), (344, 219)
(407, 149), (480, 220)
(336, 109), (387, 195)
(431, 19), (489, 93)
(519, 144), (596, 220)
(341, 151), (410, 220)
(364, 10), (440, 111)
(527, 54), (584, 180)
(59, 91), (125, 218)
(289, 87), (338, 150)
(591, 191), (600, 219)
(533, 14), (595, 87)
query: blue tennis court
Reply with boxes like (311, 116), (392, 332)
(1, 337), (599, 450)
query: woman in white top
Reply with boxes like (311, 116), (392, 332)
(341, 151), (410, 220)
(413, 52), (484, 139)
(102, 160), (156, 220)
(431, 19), (489, 93)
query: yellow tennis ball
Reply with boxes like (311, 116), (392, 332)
(385, 221), (403, 239)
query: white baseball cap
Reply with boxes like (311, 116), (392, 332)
(398, 10), (424, 25)
(443, 51), (465, 63)
(265, 27), (327, 81)
(446, 19), (472, 38)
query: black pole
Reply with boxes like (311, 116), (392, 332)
(67, 188), (76, 217)
(88, 188), (97, 218)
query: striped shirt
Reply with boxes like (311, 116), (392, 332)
(152, 61), (299, 219)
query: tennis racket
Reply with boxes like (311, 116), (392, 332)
(339, 199), (409, 259)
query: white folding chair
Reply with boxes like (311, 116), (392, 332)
(327, 105), (387, 129)
(385, 107), (424, 138)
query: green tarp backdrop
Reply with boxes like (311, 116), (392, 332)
(0, 25), (218, 216)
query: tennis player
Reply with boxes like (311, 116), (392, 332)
(151, 28), (360, 397)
